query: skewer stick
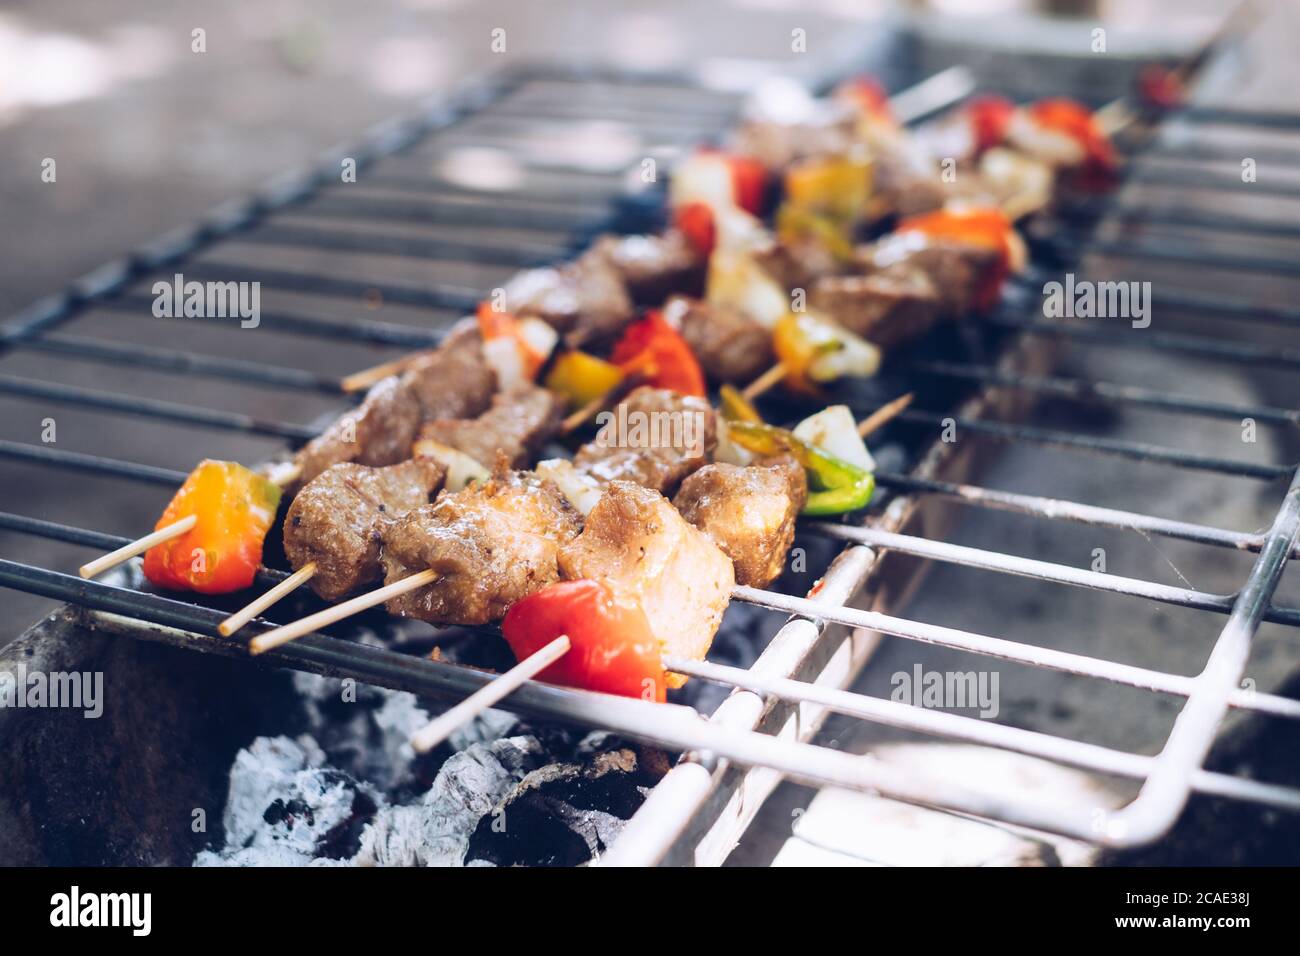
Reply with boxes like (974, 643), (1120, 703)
(858, 392), (913, 438)
(740, 361), (787, 402)
(562, 391), (615, 435)
(78, 514), (197, 580)
(263, 460), (303, 489)
(218, 562), (318, 636)
(248, 568), (439, 655)
(340, 352), (428, 393)
(409, 635), (572, 753)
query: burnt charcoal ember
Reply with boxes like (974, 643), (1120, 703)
(195, 735), (381, 866)
(353, 735), (549, 866)
(465, 745), (652, 866)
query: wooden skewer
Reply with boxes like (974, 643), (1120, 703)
(562, 391), (615, 435)
(218, 562), (318, 637)
(740, 361), (787, 402)
(409, 635), (571, 753)
(858, 392), (913, 438)
(248, 568), (438, 655)
(262, 460), (303, 489)
(78, 514), (197, 580)
(340, 352), (428, 393)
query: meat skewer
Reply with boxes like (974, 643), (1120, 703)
(100, 78), (1124, 672)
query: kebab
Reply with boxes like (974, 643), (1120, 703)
(80, 80), (1112, 682)
(251, 381), (863, 702)
(75, 304), (537, 596)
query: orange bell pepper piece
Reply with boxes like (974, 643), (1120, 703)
(142, 460), (281, 594)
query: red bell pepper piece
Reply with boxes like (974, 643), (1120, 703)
(142, 460), (281, 594)
(610, 310), (707, 397)
(1137, 64), (1185, 112)
(1027, 98), (1117, 176)
(896, 207), (1015, 313)
(836, 76), (896, 126)
(695, 148), (767, 216)
(673, 200), (716, 258)
(966, 95), (1016, 154)
(502, 579), (666, 701)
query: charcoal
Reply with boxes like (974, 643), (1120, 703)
(353, 735), (548, 866)
(195, 735), (382, 866)
(465, 746), (650, 866)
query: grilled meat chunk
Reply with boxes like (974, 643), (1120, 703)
(733, 103), (856, 172)
(666, 295), (774, 384)
(858, 233), (1000, 319)
(381, 466), (582, 626)
(558, 481), (734, 688)
(573, 386), (716, 497)
(399, 320), (497, 422)
(504, 256), (634, 349)
(809, 263), (942, 348)
(751, 236), (841, 293)
(419, 383), (564, 469)
(283, 458), (446, 601)
(673, 456), (806, 588)
(293, 375), (422, 488)
(587, 230), (706, 305)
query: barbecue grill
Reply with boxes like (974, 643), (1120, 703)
(2, 10), (1299, 867)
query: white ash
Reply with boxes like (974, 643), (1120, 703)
(195, 735), (382, 866)
(353, 734), (548, 866)
(196, 669), (656, 867)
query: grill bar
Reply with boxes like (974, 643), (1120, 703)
(6, 560), (1298, 839)
(1097, 468), (1300, 844)
(902, 358), (1300, 425)
(896, 410), (1291, 480)
(0, 375), (319, 440)
(811, 524), (1300, 625)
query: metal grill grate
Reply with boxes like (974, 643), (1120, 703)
(1, 53), (1298, 866)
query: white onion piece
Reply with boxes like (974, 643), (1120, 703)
(412, 439), (490, 491)
(535, 459), (604, 516)
(793, 405), (874, 471)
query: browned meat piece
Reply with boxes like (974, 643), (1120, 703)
(558, 481), (734, 688)
(751, 237), (841, 292)
(573, 386), (716, 497)
(858, 233), (1000, 319)
(283, 458), (446, 601)
(419, 383), (563, 469)
(586, 230), (706, 305)
(665, 295), (774, 384)
(809, 263), (942, 349)
(293, 375), (422, 489)
(399, 319), (497, 422)
(732, 103), (856, 172)
(504, 256), (634, 349)
(381, 466), (581, 626)
(673, 455), (806, 589)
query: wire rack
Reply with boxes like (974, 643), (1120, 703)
(0, 55), (1297, 866)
